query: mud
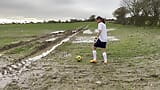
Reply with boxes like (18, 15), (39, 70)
(0, 27), (85, 89)
(0, 30), (71, 62)
(0, 35), (37, 39)
(0, 30), (65, 52)
(2, 47), (160, 90)
(1, 27), (160, 90)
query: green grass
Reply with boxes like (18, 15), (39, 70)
(1, 22), (160, 62)
(0, 22), (89, 47)
(0, 23), (85, 36)
(108, 24), (160, 60)
(1, 22), (160, 89)
(54, 23), (160, 65)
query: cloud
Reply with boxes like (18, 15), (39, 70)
(0, 0), (121, 19)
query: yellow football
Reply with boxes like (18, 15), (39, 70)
(76, 55), (82, 62)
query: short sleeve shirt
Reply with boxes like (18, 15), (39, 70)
(98, 22), (107, 42)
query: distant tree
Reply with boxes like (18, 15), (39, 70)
(36, 22), (43, 24)
(121, 0), (160, 26)
(43, 20), (47, 23)
(12, 22), (16, 24)
(88, 15), (96, 21)
(29, 22), (34, 24)
(149, 0), (160, 25)
(70, 19), (79, 23)
(65, 20), (70, 23)
(47, 20), (57, 23)
(58, 20), (62, 23)
(113, 7), (129, 24)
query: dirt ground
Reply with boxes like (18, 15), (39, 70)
(3, 44), (160, 90)
(1, 28), (160, 90)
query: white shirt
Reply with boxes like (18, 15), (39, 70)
(98, 22), (107, 42)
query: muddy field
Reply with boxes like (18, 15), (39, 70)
(0, 23), (160, 90)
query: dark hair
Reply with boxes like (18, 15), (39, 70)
(96, 16), (105, 24)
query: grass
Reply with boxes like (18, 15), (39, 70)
(108, 24), (160, 60)
(46, 23), (160, 89)
(49, 22), (160, 89)
(54, 22), (160, 64)
(1, 22), (160, 89)
(0, 22), (87, 47)
(1, 22), (160, 60)
(1, 22), (160, 62)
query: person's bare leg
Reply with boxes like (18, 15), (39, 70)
(102, 48), (107, 63)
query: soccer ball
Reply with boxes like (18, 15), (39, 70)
(75, 55), (82, 62)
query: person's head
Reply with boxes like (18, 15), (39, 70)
(96, 16), (105, 24)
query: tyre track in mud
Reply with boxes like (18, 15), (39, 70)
(0, 31), (64, 53)
(15, 30), (79, 62)
(0, 31), (66, 71)
(0, 26), (87, 89)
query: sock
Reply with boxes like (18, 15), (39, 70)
(92, 50), (97, 60)
(102, 52), (107, 62)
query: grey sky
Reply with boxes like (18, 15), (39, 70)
(0, 0), (121, 19)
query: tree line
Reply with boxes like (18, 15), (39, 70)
(2, 15), (115, 25)
(7, 15), (101, 24)
(46, 15), (114, 23)
(113, 0), (160, 26)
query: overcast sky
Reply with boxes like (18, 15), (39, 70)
(0, 0), (121, 19)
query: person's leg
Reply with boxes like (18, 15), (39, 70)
(92, 46), (97, 60)
(90, 46), (97, 63)
(102, 48), (107, 63)
(90, 39), (99, 63)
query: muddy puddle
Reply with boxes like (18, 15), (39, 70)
(72, 36), (119, 43)
(73, 29), (119, 43)
(83, 29), (116, 35)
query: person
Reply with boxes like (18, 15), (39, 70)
(90, 16), (108, 64)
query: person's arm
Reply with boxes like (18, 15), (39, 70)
(95, 30), (102, 39)
(95, 23), (103, 39)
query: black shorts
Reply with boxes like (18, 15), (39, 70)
(94, 39), (107, 48)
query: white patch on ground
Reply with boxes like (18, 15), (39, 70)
(83, 28), (116, 35)
(72, 36), (95, 43)
(45, 37), (57, 42)
(0, 76), (12, 88)
(83, 30), (93, 34)
(51, 30), (64, 34)
(0, 73), (2, 78)
(107, 28), (116, 31)
(95, 28), (116, 33)
(108, 36), (120, 41)
(72, 36), (120, 43)
(11, 41), (21, 44)
(94, 29), (99, 33)
(156, 36), (160, 40)
(96, 81), (102, 85)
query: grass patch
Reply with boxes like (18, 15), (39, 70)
(0, 22), (89, 47)
(53, 23), (160, 64)
(1, 22), (160, 63)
